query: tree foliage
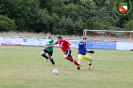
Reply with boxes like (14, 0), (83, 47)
(0, 0), (133, 35)
(0, 15), (15, 32)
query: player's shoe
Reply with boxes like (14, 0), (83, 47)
(52, 64), (55, 66)
(51, 62), (55, 66)
(88, 68), (91, 70)
(51, 58), (55, 65)
(44, 58), (48, 62)
(77, 65), (82, 70)
(88, 63), (92, 70)
(77, 66), (80, 70)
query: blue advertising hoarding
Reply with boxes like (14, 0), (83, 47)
(0, 37), (116, 50)
(87, 40), (116, 50)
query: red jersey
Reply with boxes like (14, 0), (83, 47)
(54, 39), (70, 52)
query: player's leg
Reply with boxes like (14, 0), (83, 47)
(64, 50), (80, 70)
(48, 52), (55, 65)
(40, 49), (48, 62)
(88, 57), (93, 70)
(78, 54), (83, 66)
(68, 55), (75, 64)
(84, 54), (93, 70)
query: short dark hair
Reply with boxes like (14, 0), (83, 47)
(57, 35), (62, 39)
(47, 32), (51, 34)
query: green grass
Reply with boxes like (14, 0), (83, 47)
(0, 46), (133, 88)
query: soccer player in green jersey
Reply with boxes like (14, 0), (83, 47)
(40, 32), (55, 65)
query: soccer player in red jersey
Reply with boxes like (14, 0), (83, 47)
(45, 36), (80, 70)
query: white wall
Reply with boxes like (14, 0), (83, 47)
(116, 42), (133, 50)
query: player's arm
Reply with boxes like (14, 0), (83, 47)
(86, 50), (94, 54)
(44, 39), (54, 48)
(53, 40), (58, 45)
(68, 42), (71, 45)
(77, 42), (84, 45)
(44, 40), (58, 48)
(65, 40), (71, 45)
(44, 44), (53, 48)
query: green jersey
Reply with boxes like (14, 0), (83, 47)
(45, 37), (54, 52)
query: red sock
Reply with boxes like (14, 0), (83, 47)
(67, 56), (80, 66)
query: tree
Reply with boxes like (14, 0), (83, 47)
(124, 20), (133, 31)
(0, 15), (15, 32)
(0, 0), (133, 35)
(0, 0), (47, 32)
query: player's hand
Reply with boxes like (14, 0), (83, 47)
(69, 42), (71, 45)
(88, 50), (94, 54)
(44, 46), (47, 49)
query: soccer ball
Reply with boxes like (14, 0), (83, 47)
(53, 69), (58, 75)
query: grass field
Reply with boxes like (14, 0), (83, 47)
(0, 46), (133, 88)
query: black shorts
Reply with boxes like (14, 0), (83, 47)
(64, 49), (72, 57)
(43, 49), (53, 56)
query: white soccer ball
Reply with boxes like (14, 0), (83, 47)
(53, 69), (58, 75)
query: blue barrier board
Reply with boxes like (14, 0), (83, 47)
(87, 41), (116, 50)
